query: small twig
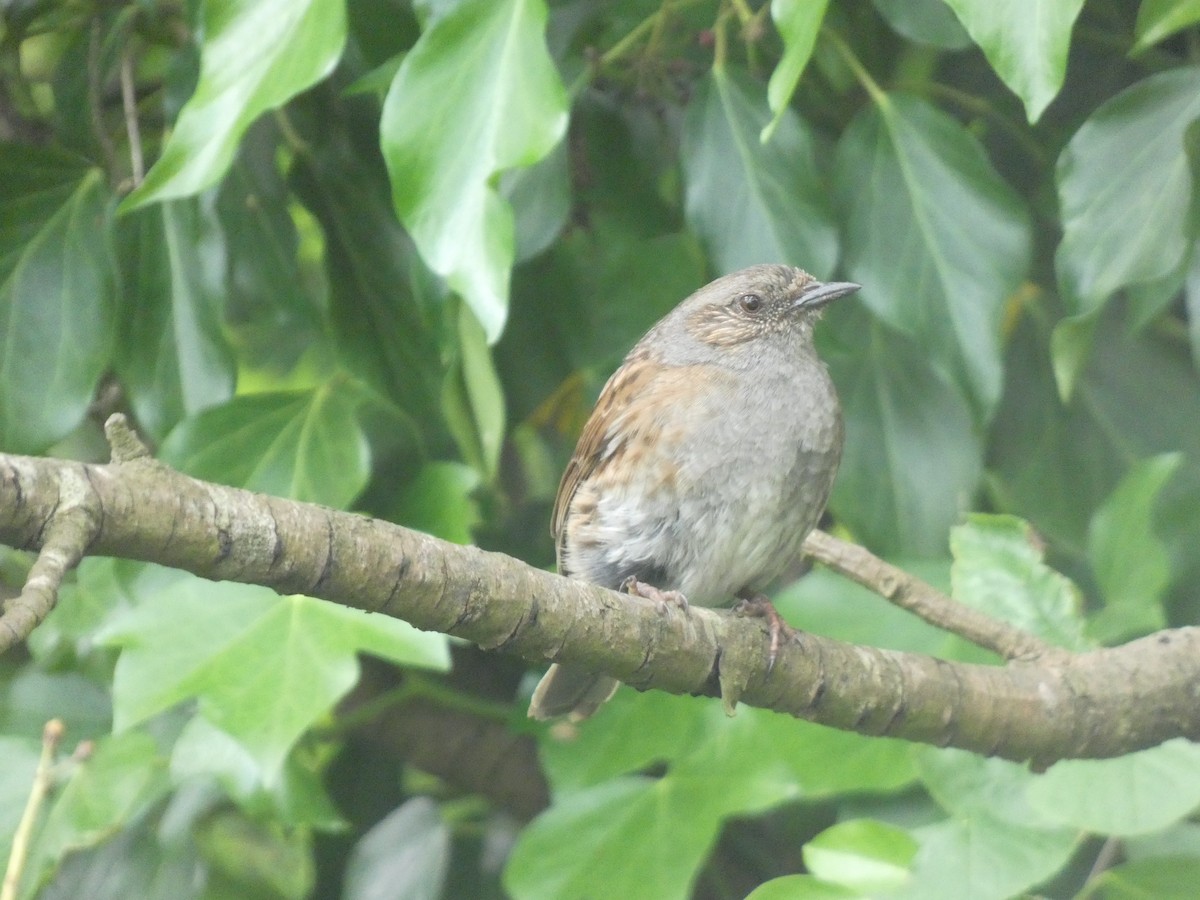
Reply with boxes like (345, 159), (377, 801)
(0, 502), (99, 653)
(802, 530), (1057, 661)
(2, 720), (65, 900)
(1084, 835), (1123, 886)
(104, 413), (152, 463)
(120, 45), (144, 186)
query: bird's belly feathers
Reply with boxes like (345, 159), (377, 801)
(562, 366), (842, 605)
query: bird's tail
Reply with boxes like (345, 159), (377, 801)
(528, 664), (620, 721)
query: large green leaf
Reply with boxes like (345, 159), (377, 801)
(942, 0), (1084, 122)
(907, 748), (1079, 900)
(950, 514), (1088, 651)
(872, 0), (971, 49)
(158, 381), (370, 508)
(26, 732), (171, 896)
(381, 0), (568, 341)
(115, 199), (235, 441)
(123, 0), (347, 208)
(288, 101), (445, 431)
(99, 575), (449, 782)
(0, 148), (116, 453)
(1087, 453), (1180, 642)
(1134, 0), (1200, 52)
(1028, 740), (1200, 836)
(989, 306), (1200, 609)
(834, 93), (1030, 420)
(683, 68), (838, 279)
(343, 798), (451, 900)
(803, 820), (917, 896)
(825, 312), (982, 557)
(1055, 68), (1200, 315)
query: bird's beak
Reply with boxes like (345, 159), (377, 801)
(793, 280), (861, 310)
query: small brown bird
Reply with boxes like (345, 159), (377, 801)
(528, 264), (859, 721)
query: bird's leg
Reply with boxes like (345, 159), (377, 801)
(733, 594), (800, 675)
(620, 576), (689, 611)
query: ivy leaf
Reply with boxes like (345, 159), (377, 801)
(950, 514), (1088, 651)
(1056, 68), (1200, 316)
(123, 0), (347, 208)
(0, 148), (116, 453)
(684, 68), (838, 279)
(381, 0), (568, 341)
(826, 311), (982, 557)
(1087, 454), (1181, 643)
(765, 0), (831, 141)
(1134, 0), (1200, 52)
(115, 199), (236, 442)
(159, 380), (370, 508)
(100, 576), (450, 783)
(1029, 740), (1200, 836)
(942, 0), (1084, 122)
(834, 93), (1030, 421)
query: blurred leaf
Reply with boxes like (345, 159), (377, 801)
(194, 809), (313, 899)
(765, 0), (830, 141)
(950, 514), (1089, 650)
(1087, 453), (1180, 642)
(158, 380), (370, 507)
(289, 99), (445, 430)
(834, 93), (1030, 420)
(505, 770), (782, 900)
(0, 670), (110, 741)
(872, 0), (971, 49)
(0, 149), (115, 453)
(343, 798), (450, 900)
(989, 306), (1200, 603)
(35, 814), (205, 900)
(683, 67), (838, 278)
(394, 461), (483, 543)
(123, 0), (347, 208)
(942, 0), (1084, 122)
(1085, 856), (1200, 900)
(381, 0), (568, 341)
(539, 690), (710, 794)
(917, 748), (1057, 828)
(803, 819), (917, 895)
(28, 732), (171, 894)
(1134, 0), (1200, 52)
(900, 814), (1078, 900)
(115, 199), (236, 441)
(1028, 739), (1200, 836)
(502, 138), (571, 263)
(1055, 68), (1200, 315)
(747, 875), (861, 899)
(826, 313), (982, 557)
(441, 302), (506, 479)
(169, 717), (343, 829)
(217, 121), (327, 372)
(100, 576), (450, 783)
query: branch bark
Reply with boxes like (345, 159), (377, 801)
(1, 426), (1198, 770)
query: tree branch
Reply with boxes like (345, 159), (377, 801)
(802, 529), (1059, 661)
(1, 422), (1198, 769)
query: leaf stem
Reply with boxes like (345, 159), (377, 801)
(822, 26), (887, 106)
(2, 720), (64, 900)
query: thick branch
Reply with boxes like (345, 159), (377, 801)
(2, 447), (1198, 768)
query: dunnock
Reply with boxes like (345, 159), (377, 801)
(528, 264), (859, 721)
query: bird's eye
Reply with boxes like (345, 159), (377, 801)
(738, 293), (764, 313)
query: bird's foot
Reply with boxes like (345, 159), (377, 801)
(621, 576), (689, 611)
(733, 595), (800, 675)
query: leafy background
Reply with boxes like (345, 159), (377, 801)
(2, 0), (1200, 897)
